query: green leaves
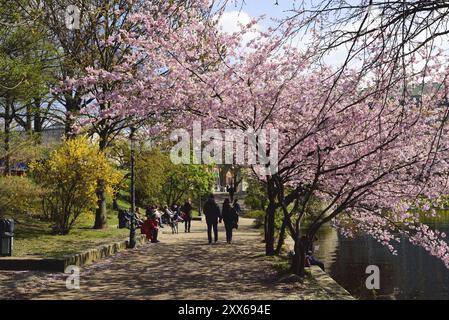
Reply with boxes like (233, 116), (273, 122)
(0, 0), (55, 102)
(0, 175), (44, 217)
(29, 136), (123, 234)
(135, 148), (214, 207)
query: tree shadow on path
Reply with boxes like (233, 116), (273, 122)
(8, 219), (338, 300)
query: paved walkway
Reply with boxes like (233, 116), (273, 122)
(0, 218), (348, 300)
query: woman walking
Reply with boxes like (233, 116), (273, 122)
(221, 198), (239, 244)
(181, 199), (193, 233)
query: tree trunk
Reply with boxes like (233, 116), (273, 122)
(25, 104), (32, 134)
(291, 233), (308, 276)
(112, 196), (119, 210)
(265, 203), (276, 256)
(4, 125), (11, 176)
(262, 211), (268, 243)
(275, 218), (287, 255)
(265, 178), (277, 255)
(64, 93), (81, 138)
(33, 99), (43, 143)
(94, 179), (107, 229)
(33, 99), (42, 132)
(3, 99), (12, 176)
(93, 134), (109, 229)
(232, 167), (243, 192)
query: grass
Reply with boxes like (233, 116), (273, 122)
(12, 210), (130, 258)
(271, 255), (292, 277)
(9, 189), (136, 259)
(191, 209), (200, 218)
(8, 190), (251, 258)
(9, 186), (167, 258)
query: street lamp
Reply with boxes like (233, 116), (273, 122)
(128, 126), (137, 248)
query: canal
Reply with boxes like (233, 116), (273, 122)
(314, 220), (449, 299)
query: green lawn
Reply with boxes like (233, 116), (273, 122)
(9, 188), (208, 258)
(116, 188), (131, 210)
(9, 186), (158, 258)
(12, 210), (130, 258)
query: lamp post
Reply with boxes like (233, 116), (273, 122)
(128, 126), (137, 248)
(199, 194), (202, 217)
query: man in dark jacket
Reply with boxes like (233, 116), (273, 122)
(203, 194), (221, 244)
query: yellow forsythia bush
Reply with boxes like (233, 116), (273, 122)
(29, 136), (123, 234)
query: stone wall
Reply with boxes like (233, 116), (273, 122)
(284, 237), (354, 299)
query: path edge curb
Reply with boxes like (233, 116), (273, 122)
(0, 234), (148, 272)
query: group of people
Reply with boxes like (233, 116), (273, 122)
(139, 200), (194, 243)
(133, 195), (242, 245)
(123, 195), (324, 270)
(203, 194), (241, 244)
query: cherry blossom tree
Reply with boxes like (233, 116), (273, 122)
(278, 0), (449, 110)
(182, 24), (449, 275)
(60, 0), (225, 228)
(65, 0), (449, 276)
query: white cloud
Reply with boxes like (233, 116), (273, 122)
(218, 10), (261, 46)
(218, 11), (253, 34)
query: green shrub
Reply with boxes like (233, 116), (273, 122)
(246, 210), (265, 227)
(0, 175), (44, 217)
(135, 148), (171, 206)
(0, 176), (43, 217)
(244, 175), (267, 210)
(246, 210), (265, 219)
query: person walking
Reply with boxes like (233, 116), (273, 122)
(221, 198), (239, 244)
(228, 185), (235, 202)
(181, 199), (193, 233)
(203, 194), (221, 244)
(233, 199), (242, 216)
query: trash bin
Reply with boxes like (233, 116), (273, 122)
(0, 218), (15, 257)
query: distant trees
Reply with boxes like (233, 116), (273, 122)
(135, 148), (214, 208)
(162, 163), (215, 208)
(0, 0), (55, 174)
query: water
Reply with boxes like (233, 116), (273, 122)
(313, 221), (449, 300)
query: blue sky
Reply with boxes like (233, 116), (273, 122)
(223, 0), (449, 70)
(219, 0), (297, 34)
(225, 0), (298, 21)
(218, 1), (352, 67)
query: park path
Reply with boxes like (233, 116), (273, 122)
(1, 218), (342, 300)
